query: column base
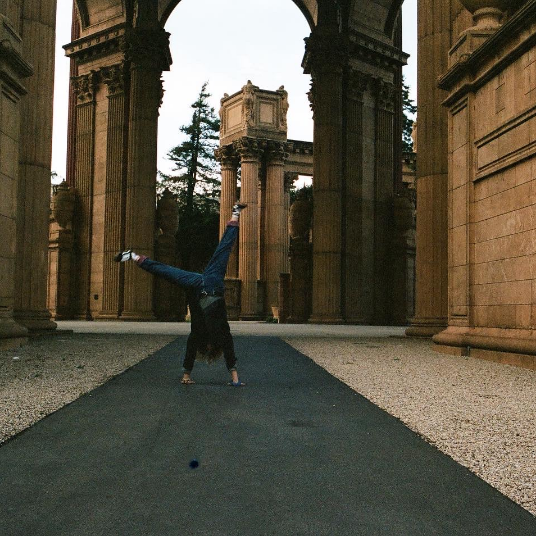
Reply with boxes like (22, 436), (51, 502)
(433, 326), (536, 371)
(14, 310), (57, 332)
(405, 319), (447, 338)
(0, 316), (29, 349)
(239, 314), (263, 321)
(93, 311), (122, 320)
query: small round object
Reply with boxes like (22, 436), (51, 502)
(189, 459), (199, 469)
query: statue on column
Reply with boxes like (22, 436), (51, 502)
(242, 80), (255, 127)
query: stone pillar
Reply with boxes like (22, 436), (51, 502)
(374, 79), (396, 323)
(343, 71), (373, 323)
(96, 63), (128, 319)
(121, 29), (169, 320)
(13, 0), (57, 332)
(283, 172), (296, 274)
(304, 29), (345, 323)
(406, 0), (452, 336)
(264, 140), (289, 311)
(235, 137), (262, 319)
(70, 71), (98, 319)
(0, 12), (32, 347)
(154, 189), (182, 321)
(215, 145), (239, 277)
(48, 182), (75, 320)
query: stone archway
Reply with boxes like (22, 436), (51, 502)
(53, 0), (410, 324)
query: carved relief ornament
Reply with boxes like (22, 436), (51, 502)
(100, 63), (127, 96)
(347, 71), (373, 102)
(124, 28), (171, 71)
(265, 140), (291, 164)
(214, 145), (239, 169)
(71, 70), (99, 103)
(375, 79), (396, 112)
(233, 137), (263, 161)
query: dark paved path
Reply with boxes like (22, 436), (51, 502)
(1, 337), (535, 536)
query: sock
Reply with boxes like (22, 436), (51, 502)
(131, 252), (140, 261)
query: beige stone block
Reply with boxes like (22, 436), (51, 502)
(451, 146), (468, 190)
(451, 186), (467, 229)
(451, 106), (467, 152)
(515, 160), (533, 186)
(450, 264), (468, 308)
(516, 305), (531, 329)
(473, 305), (488, 327)
(451, 225), (467, 267)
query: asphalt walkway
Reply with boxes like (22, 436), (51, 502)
(1, 335), (535, 535)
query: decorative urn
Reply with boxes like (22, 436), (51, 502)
(459, 0), (524, 28)
(52, 181), (75, 229)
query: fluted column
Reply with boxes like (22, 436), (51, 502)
(121, 28), (169, 320)
(304, 29), (345, 323)
(235, 137), (262, 319)
(97, 63), (128, 319)
(70, 71), (98, 319)
(264, 141), (289, 311)
(406, 0), (452, 337)
(0, 10), (32, 347)
(215, 145), (239, 277)
(13, 0), (57, 331)
(374, 79), (396, 323)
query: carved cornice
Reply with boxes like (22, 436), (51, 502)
(71, 70), (99, 104)
(349, 30), (409, 72)
(64, 24), (127, 66)
(233, 137), (263, 161)
(215, 145), (239, 169)
(100, 63), (127, 96)
(287, 139), (313, 156)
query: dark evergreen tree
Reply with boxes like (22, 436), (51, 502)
(158, 82), (221, 271)
(402, 78), (417, 153)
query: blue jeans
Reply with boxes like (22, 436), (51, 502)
(138, 222), (238, 295)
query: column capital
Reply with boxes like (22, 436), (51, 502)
(215, 144), (239, 169)
(233, 137), (263, 162)
(265, 140), (291, 165)
(284, 172), (299, 192)
(375, 79), (396, 112)
(123, 27), (172, 71)
(101, 63), (127, 96)
(303, 30), (348, 76)
(347, 70), (373, 102)
(71, 70), (99, 104)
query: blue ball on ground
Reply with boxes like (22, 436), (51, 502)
(189, 459), (199, 469)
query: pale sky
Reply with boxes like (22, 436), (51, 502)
(51, 0), (417, 180)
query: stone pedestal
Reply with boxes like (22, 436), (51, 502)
(13, 0), (57, 332)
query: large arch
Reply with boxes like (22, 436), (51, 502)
(159, 0), (318, 29)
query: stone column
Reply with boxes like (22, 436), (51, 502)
(215, 145), (239, 277)
(343, 71), (372, 323)
(121, 29), (169, 320)
(304, 29), (345, 323)
(406, 0), (452, 336)
(264, 140), (289, 311)
(13, 0), (58, 331)
(235, 137), (262, 319)
(374, 79), (396, 323)
(0, 12), (32, 347)
(48, 182), (75, 320)
(70, 71), (98, 319)
(96, 63), (128, 319)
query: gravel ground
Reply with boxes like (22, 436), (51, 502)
(286, 336), (536, 517)
(1, 331), (535, 518)
(0, 333), (174, 444)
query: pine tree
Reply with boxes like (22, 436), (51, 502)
(402, 78), (417, 153)
(158, 82), (221, 271)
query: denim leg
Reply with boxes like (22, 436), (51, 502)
(138, 258), (203, 290)
(202, 223), (239, 292)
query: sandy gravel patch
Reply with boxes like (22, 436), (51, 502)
(0, 333), (175, 444)
(286, 336), (536, 517)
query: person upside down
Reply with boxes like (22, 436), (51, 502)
(114, 202), (247, 387)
